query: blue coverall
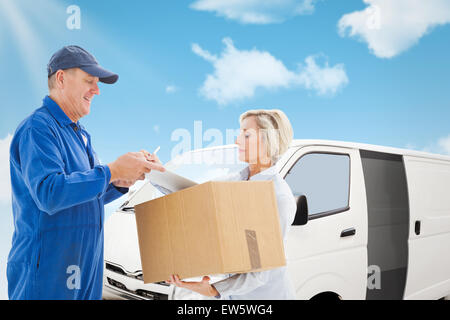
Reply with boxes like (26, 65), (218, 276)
(7, 96), (128, 300)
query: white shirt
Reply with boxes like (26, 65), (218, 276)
(172, 165), (297, 300)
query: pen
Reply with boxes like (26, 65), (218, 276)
(145, 146), (161, 180)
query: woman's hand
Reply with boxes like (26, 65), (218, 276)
(166, 274), (219, 297)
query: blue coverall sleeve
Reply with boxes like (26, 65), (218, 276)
(19, 127), (112, 215)
(102, 184), (129, 205)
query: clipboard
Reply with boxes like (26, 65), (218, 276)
(145, 169), (198, 194)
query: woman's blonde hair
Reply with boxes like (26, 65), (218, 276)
(240, 109), (293, 163)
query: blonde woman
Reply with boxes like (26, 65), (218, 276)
(167, 109), (297, 300)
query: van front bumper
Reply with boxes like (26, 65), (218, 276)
(102, 262), (174, 300)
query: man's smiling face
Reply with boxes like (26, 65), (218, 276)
(64, 68), (100, 119)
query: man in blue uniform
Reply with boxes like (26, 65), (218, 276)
(7, 46), (164, 300)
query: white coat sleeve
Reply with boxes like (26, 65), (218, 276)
(212, 270), (271, 298)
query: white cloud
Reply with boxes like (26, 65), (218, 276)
(190, 0), (316, 24)
(338, 0), (450, 58)
(438, 135), (450, 155)
(0, 134), (12, 205)
(192, 38), (348, 105)
(0, 203), (14, 300)
(165, 85), (177, 94)
(297, 55), (349, 96)
(406, 135), (450, 155)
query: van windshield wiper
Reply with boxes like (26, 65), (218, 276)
(119, 200), (134, 212)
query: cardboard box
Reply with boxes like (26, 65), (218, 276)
(134, 181), (286, 284)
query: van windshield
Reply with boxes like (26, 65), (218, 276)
(165, 146), (247, 183)
(119, 146), (247, 210)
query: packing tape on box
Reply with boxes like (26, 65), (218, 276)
(245, 229), (261, 269)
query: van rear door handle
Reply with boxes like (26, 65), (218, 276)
(340, 228), (356, 238)
(415, 221), (421, 235)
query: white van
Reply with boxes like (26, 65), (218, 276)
(102, 139), (450, 300)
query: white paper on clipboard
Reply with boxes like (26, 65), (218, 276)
(145, 170), (197, 194)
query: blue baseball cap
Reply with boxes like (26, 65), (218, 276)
(47, 45), (118, 84)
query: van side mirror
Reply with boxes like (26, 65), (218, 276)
(292, 195), (308, 226)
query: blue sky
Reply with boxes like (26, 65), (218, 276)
(1, 0), (450, 299)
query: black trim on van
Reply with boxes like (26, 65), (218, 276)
(360, 149), (409, 300)
(308, 206), (350, 221)
(360, 150), (402, 162)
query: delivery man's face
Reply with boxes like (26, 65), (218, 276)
(236, 116), (268, 165)
(63, 68), (100, 119)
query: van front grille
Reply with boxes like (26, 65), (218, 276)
(105, 263), (126, 275)
(106, 277), (168, 300)
(105, 263), (170, 286)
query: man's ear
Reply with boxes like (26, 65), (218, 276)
(55, 70), (65, 89)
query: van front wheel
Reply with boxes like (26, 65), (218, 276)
(310, 292), (342, 301)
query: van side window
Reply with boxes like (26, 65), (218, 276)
(285, 153), (350, 218)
